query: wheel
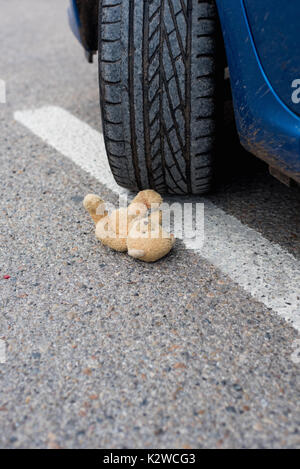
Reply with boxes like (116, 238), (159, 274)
(98, 0), (224, 195)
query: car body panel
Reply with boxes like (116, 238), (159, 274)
(243, 0), (300, 118)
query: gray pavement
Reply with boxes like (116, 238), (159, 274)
(0, 0), (299, 449)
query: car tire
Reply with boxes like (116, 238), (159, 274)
(98, 0), (224, 195)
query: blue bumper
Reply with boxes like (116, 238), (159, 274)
(68, 0), (95, 63)
(68, 0), (81, 44)
(216, 0), (300, 182)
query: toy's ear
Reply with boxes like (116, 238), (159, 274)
(131, 190), (163, 210)
(128, 248), (145, 259)
(83, 194), (107, 224)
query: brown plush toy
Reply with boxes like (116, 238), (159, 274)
(83, 190), (175, 263)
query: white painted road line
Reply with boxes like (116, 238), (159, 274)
(16, 106), (128, 197)
(15, 106), (300, 332)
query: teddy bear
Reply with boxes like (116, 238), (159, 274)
(83, 190), (175, 262)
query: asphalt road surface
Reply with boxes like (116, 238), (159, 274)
(0, 0), (300, 449)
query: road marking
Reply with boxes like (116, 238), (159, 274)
(15, 106), (300, 332)
(0, 339), (6, 364)
(16, 106), (126, 196)
(0, 78), (6, 104)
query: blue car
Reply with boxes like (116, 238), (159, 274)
(69, 0), (300, 194)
